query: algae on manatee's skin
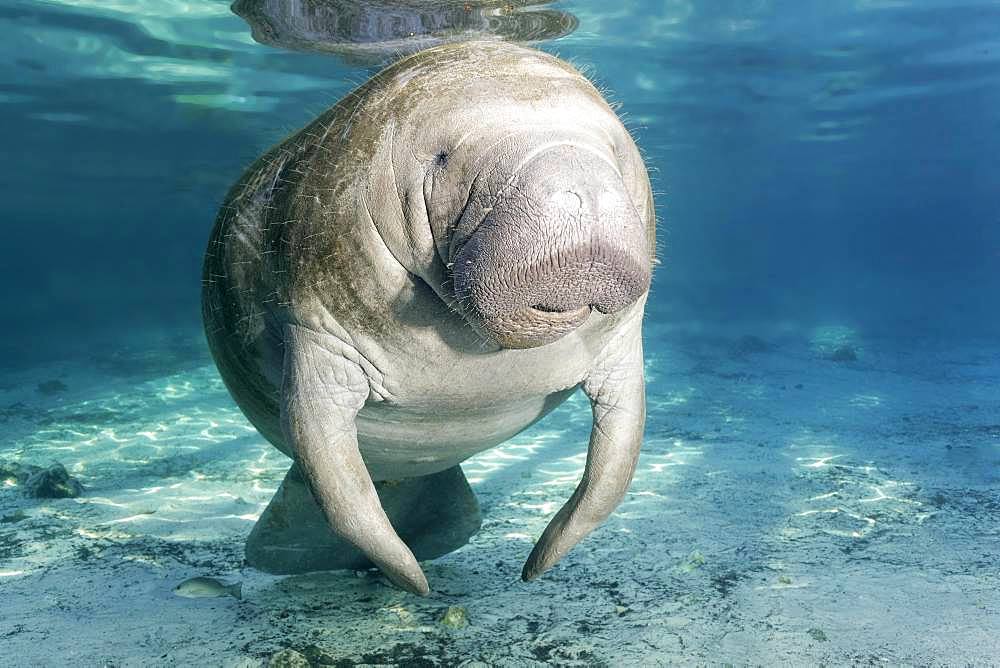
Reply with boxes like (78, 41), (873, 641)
(807, 628), (829, 642)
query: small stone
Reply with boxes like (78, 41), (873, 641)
(827, 345), (857, 362)
(663, 615), (691, 628)
(36, 379), (68, 395)
(439, 605), (469, 629)
(678, 550), (706, 572)
(0, 510), (27, 524)
(0, 460), (40, 485)
(267, 648), (310, 667)
(730, 334), (772, 358)
(807, 627), (828, 642)
(23, 463), (84, 498)
(300, 644), (337, 665)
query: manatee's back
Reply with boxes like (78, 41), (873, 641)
(202, 146), (291, 451)
(201, 79), (379, 455)
(202, 105), (361, 454)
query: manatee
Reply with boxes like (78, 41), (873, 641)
(203, 41), (655, 595)
(231, 0), (578, 65)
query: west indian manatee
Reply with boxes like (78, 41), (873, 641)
(203, 41), (656, 595)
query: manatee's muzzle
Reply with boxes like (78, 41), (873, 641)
(451, 144), (651, 349)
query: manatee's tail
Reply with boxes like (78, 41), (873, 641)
(245, 464), (481, 575)
(227, 582), (243, 600)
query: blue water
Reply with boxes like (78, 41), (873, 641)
(2, 0), (997, 367)
(1, 1), (998, 665)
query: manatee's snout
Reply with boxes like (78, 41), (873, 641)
(452, 144), (651, 349)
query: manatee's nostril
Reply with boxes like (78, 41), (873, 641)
(592, 300), (621, 315)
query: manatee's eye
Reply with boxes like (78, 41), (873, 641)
(434, 151), (449, 168)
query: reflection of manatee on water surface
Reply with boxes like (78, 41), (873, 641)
(203, 41), (655, 595)
(230, 0), (578, 64)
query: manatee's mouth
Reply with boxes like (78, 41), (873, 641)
(487, 303), (595, 350)
(447, 142), (650, 350)
(530, 303), (588, 315)
(452, 234), (648, 349)
(453, 251), (640, 349)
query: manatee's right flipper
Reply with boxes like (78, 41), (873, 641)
(246, 463), (481, 574)
(275, 324), (429, 595)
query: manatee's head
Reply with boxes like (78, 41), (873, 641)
(365, 43), (655, 349)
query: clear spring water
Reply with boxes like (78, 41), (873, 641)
(1, 1), (998, 665)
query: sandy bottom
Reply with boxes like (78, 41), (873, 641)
(1, 321), (998, 666)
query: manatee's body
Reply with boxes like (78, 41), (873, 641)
(203, 41), (655, 594)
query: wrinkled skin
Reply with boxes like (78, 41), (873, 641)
(203, 41), (656, 595)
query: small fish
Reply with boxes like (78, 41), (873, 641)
(173, 576), (242, 600)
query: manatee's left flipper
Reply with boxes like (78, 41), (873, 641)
(522, 311), (646, 581)
(282, 324), (429, 595)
